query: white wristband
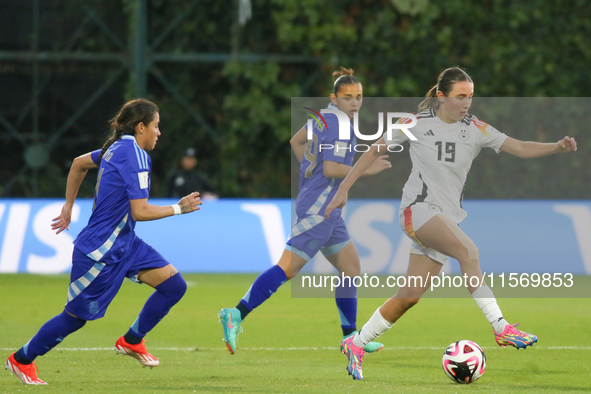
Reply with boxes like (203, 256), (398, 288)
(172, 204), (182, 215)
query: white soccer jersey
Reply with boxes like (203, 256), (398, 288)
(384, 108), (508, 223)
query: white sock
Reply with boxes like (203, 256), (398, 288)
(471, 285), (508, 334)
(353, 307), (394, 348)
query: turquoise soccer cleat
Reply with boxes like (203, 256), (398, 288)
(219, 308), (242, 354)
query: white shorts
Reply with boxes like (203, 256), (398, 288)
(398, 202), (448, 265)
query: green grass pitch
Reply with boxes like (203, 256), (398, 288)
(1, 274), (590, 393)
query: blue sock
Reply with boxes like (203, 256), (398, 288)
(126, 273), (187, 342)
(15, 311), (86, 364)
(335, 281), (357, 336)
(237, 265), (287, 319)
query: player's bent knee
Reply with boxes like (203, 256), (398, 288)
(406, 297), (421, 309)
(157, 272), (187, 303)
(465, 241), (479, 260)
(457, 249), (480, 267)
(281, 265), (295, 281)
(280, 261), (301, 281)
(62, 310), (87, 330)
(283, 267), (292, 280)
(394, 296), (421, 310)
(404, 297), (421, 309)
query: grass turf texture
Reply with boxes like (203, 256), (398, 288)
(1, 274), (590, 393)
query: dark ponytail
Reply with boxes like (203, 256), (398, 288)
(100, 98), (159, 161)
(332, 67), (360, 96)
(418, 67), (472, 112)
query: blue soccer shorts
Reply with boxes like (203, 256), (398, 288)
(286, 213), (351, 261)
(65, 236), (169, 321)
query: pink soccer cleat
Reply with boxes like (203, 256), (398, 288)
(341, 336), (366, 380)
(495, 323), (538, 349)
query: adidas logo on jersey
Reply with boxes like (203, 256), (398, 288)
(424, 129), (435, 136)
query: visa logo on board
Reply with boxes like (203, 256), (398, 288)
(0, 202), (80, 273)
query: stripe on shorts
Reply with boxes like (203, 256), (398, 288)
(66, 262), (106, 303)
(86, 213), (128, 261)
(403, 206), (423, 246)
(306, 179), (335, 215)
(291, 214), (324, 238)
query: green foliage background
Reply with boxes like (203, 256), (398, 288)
(1, 0), (589, 198)
(166, 0), (591, 199)
(227, 0), (590, 199)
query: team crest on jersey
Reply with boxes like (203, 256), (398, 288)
(459, 130), (469, 142)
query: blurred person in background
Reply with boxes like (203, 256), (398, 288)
(168, 148), (218, 200)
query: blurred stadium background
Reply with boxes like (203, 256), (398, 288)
(1, 2), (590, 392)
(1, 0), (589, 199)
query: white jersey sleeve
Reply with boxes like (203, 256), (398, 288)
(383, 116), (412, 146)
(471, 116), (508, 153)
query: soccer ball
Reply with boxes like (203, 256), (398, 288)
(442, 340), (486, 384)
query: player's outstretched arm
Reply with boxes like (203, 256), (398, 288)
(130, 192), (202, 222)
(290, 126), (308, 164)
(500, 136), (577, 158)
(52, 152), (98, 234)
(324, 155), (391, 179)
(324, 137), (387, 219)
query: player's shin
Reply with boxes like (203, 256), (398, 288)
(125, 273), (187, 342)
(335, 281), (357, 336)
(14, 310), (86, 364)
(471, 284), (507, 334)
(353, 307), (394, 348)
(236, 265), (287, 320)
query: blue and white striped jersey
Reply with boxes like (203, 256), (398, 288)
(295, 104), (356, 218)
(74, 135), (151, 262)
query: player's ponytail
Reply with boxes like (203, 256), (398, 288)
(99, 99), (159, 161)
(332, 67), (360, 96)
(418, 85), (439, 112)
(418, 67), (472, 112)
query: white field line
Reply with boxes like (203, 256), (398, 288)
(1, 346), (590, 351)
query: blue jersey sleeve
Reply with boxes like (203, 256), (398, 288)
(123, 145), (151, 200)
(90, 149), (102, 165)
(322, 112), (352, 164)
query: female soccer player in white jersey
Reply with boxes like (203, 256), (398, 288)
(325, 67), (578, 380)
(5, 99), (202, 385)
(219, 68), (391, 355)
